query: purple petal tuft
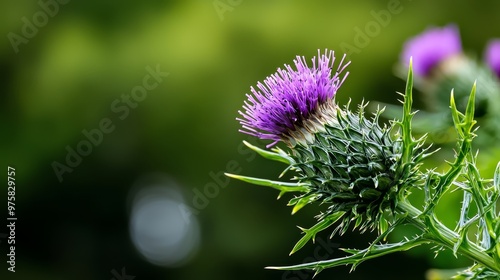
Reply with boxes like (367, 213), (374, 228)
(485, 39), (500, 78)
(401, 25), (462, 76)
(238, 49), (350, 145)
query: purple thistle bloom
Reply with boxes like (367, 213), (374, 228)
(401, 25), (462, 76)
(238, 50), (350, 146)
(485, 39), (500, 78)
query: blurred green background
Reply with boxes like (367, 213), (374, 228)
(1, 0), (500, 279)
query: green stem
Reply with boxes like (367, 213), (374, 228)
(397, 200), (500, 273)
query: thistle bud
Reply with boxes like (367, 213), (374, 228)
(400, 24), (461, 78)
(398, 25), (500, 146)
(288, 101), (401, 233)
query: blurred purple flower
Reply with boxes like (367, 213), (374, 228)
(401, 25), (462, 76)
(485, 39), (500, 78)
(238, 50), (350, 146)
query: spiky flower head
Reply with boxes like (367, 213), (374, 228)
(230, 51), (428, 249)
(238, 50), (350, 147)
(485, 39), (500, 78)
(401, 24), (461, 77)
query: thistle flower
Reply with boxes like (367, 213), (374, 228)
(400, 25), (461, 77)
(230, 51), (427, 251)
(238, 50), (350, 147)
(485, 39), (500, 78)
(228, 54), (500, 278)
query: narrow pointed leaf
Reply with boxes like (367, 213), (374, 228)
(464, 82), (476, 131)
(225, 173), (309, 193)
(289, 194), (321, 214)
(401, 57), (415, 166)
(494, 162), (500, 194)
(450, 90), (462, 136)
(243, 141), (293, 164)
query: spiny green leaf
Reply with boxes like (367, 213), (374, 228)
(290, 212), (346, 255)
(268, 237), (427, 273)
(423, 87), (476, 216)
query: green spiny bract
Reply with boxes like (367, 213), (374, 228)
(285, 101), (425, 238)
